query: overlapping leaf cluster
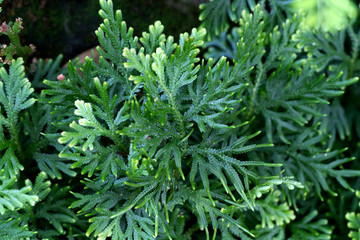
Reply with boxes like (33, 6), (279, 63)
(0, 0), (359, 239)
(0, 56), (83, 238)
(201, 0), (360, 238)
(0, 18), (83, 237)
(46, 1), (305, 238)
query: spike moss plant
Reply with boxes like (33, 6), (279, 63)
(1, 0), (360, 239)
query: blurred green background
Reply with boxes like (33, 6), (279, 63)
(291, 0), (358, 31)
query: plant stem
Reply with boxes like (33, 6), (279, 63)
(10, 123), (25, 161)
(158, 80), (185, 138)
(246, 64), (263, 119)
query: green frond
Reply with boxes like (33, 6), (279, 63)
(60, 145), (121, 180)
(199, 0), (257, 40)
(140, 21), (166, 54)
(34, 152), (76, 179)
(58, 100), (109, 151)
(189, 190), (255, 238)
(0, 217), (35, 239)
(30, 171), (51, 200)
(272, 125), (360, 197)
(288, 210), (332, 239)
(94, 0), (138, 93)
(88, 210), (155, 240)
(253, 225), (285, 240)
(42, 59), (96, 116)
(346, 212), (360, 240)
(346, 191), (360, 240)
(3, 0), (356, 239)
(255, 190), (295, 229)
(0, 58), (35, 124)
(32, 55), (65, 89)
(0, 58), (35, 169)
(0, 176), (38, 214)
(32, 183), (81, 239)
(0, 145), (23, 178)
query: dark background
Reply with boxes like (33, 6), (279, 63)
(2, 0), (359, 65)
(0, 0), (203, 64)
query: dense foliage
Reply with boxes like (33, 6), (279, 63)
(0, 0), (360, 239)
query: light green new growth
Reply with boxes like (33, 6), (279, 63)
(0, 0), (359, 239)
